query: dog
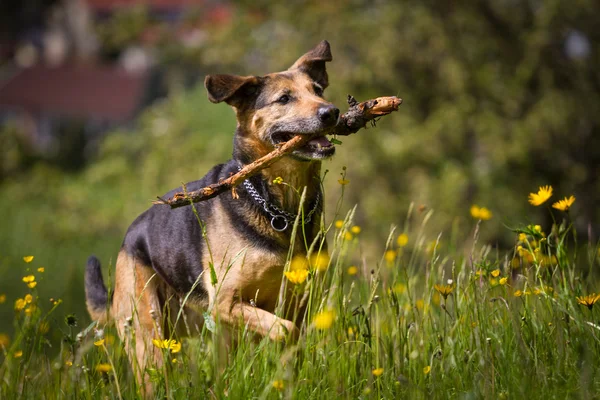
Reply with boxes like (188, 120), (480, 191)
(85, 40), (338, 387)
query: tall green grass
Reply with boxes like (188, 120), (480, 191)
(1, 182), (599, 399)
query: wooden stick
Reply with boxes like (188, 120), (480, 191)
(154, 95), (402, 208)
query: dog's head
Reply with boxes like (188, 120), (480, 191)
(205, 40), (338, 163)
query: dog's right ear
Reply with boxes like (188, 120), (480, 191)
(204, 74), (260, 106)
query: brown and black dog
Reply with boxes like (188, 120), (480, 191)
(85, 40), (338, 383)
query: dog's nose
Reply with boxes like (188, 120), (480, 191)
(318, 105), (340, 125)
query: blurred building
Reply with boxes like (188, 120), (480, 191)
(0, 0), (231, 168)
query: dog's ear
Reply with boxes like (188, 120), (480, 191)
(204, 74), (261, 106)
(288, 40), (333, 88)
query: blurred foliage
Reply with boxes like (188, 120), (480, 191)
(2, 0), (600, 327)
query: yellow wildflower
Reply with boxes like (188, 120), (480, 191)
(37, 267), (45, 273)
(23, 256), (34, 263)
(94, 339), (105, 347)
(489, 278), (498, 287)
(0, 333), (10, 347)
(415, 299), (424, 310)
(372, 368), (384, 377)
(284, 269), (309, 285)
(347, 266), (359, 276)
(338, 179), (350, 185)
(385, 250), (397, 263)
(576, 293), (599, 310)
(393, 283), (407, 294)
(14, 350), (23, 358)
(22, 275), (35, 283)
(27, 282), (37, 289)
(290, 255), (308, 271)
(499, 277), (508, 285)
(335, 220), (344, 229)
(65, 361), (73, 367)
(351, 226), (361, 234)
(470, 205), (492, 220)
(434, 284), (454, 300)
(491, 269), (500, 278)
(528, 185), (553, 206)
(518, 233), (527, 242)
(0, 294), (5, 304)
(272, 380), (284, 391)
(552, 195), (575, 212)
(309, 253), (330, 272)
(313, 310), (335, 330)
(24, 294), (33, 304)
(423, 365), (431, 374)
(169, 341), (182, 353)
(397, 233), (409, 247)
(514, 290), (523, 297)
(344, 232), (353, 241)
(96, 363), (112, 373)
(15, 298), (26, 311)
(272, 176), (283, 185)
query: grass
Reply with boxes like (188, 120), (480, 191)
(1, 183), (599, 399)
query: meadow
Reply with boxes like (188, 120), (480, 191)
(1, 180), (599, 399)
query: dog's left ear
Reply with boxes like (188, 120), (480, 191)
(288, 40), (333, 88)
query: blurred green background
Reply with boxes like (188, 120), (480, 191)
(1, 0), (599, 337)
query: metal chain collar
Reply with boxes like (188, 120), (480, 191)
(240, 169), (321, 232)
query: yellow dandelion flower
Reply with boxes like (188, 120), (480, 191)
(169, 341), (181, 353)
(24, 306), (36, 316)
(0, 333), (10, 347)
(172, 358), (178, 364)
(514, 290), (523, 297)
(491, 269), (500, 278)
(478, 207), (492, 220)
(528, 185), (553, 206)
(434, 284), (454, 300)
(423, 365), (431, 374)
(309, 253), (330, 272)
(347, 266), (358, 276)
(471, 205), (492, 220)
(65, 361), (73, 367)
(14, 298), (26, 311)
(335, 220), (344, 229)
(14, 350), (23, 358)
(27, 282), (37, 289)
(351, 226), (361, 234)
(344, 231), (353, 241)
(499, 277), (508, 285)
(415, 299), (424, 309)
(393, 283), (407, 294)
(22, 275), (35, 283)
(24, 294), (33, 304)
(96, 363), (112, 373)
(397, 233), (409, 247)
(576, 293), (599, 310)
(313, 310), (335, 330)
(272, 176), (283, 185)
(338, 179), (350, 185)
(475, 269), (485, 278)
(489, 278), (498, 287)
(272, 380), (284, 391)
(385, 250), (397, 263)
(347, 327), (355, 336)
(284, 269), (309, 285)
(152, 339), (167, 349)
(23, 256), (34, 263)
(372, 368), (384, 377)
(94, 339), (105, 347)
(290, 255), (309, 271)
(552, 195), (575, 212)
(37, 267), (45, 273)
(0, 294), (6, 304)
(518, 233), (527, 242)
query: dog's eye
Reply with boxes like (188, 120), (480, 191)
(313, 85), (324, 97)
(277, 94), (290, 104)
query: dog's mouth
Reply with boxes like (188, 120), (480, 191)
(271, 131), (336, 160)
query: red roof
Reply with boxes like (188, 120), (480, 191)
(0, 64), (149, 121)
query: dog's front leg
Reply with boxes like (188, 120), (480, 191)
(214, 300), (299, 342)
